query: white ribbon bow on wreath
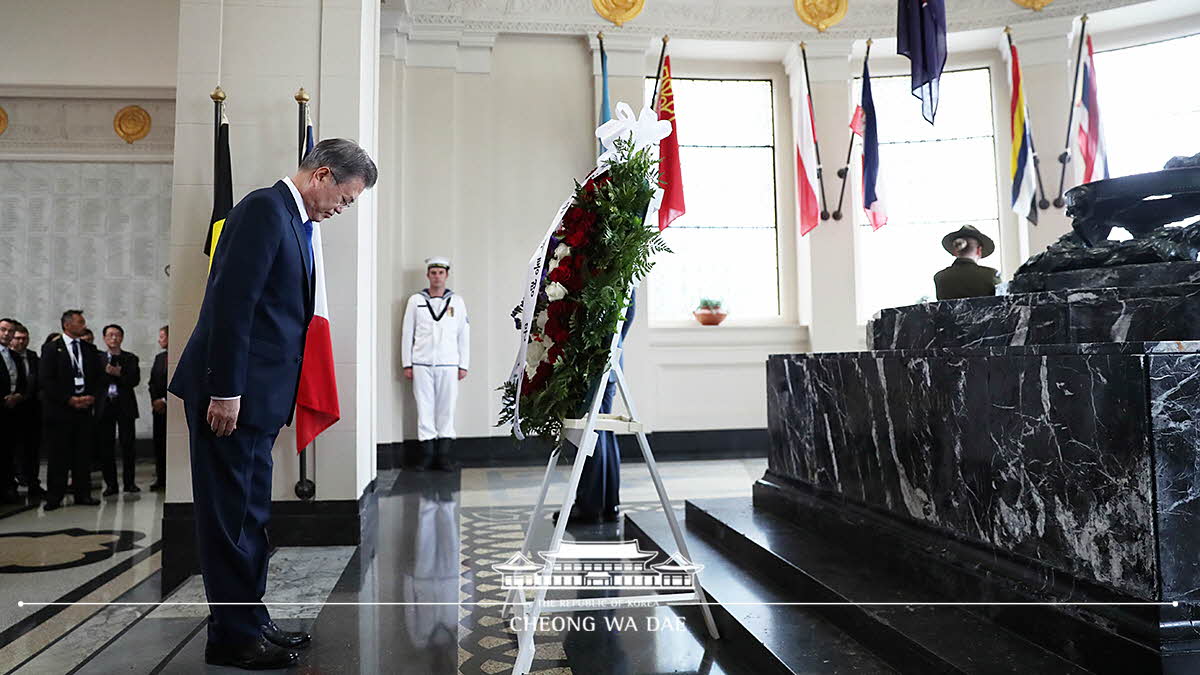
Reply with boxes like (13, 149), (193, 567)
(595, 102), (673, 167)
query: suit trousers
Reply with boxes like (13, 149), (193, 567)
(184, 400), (276, 646)
(12, 402), (42, 489)
(97, 405), (137, 488)
(575, 377), (621, 515)
(0, 409), (14, 492)
(152, 411), (166, 485)
(46, 408), (96, 501)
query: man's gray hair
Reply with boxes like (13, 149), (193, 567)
(300, 138), (378, 189)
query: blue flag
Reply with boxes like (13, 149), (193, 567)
(897, 0), (947, 125)
(854, 59), (887, 229)
(598, 37), (612, 156)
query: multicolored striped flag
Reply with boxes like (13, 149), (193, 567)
(1076, 34), (1109, 185)
(295, 107), (340, 453)
(1008, 41), (1039, 225)
(852, 58), (887, 230)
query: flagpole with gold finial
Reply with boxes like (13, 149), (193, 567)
(800, 42), (831, 221)
(832, 38), (872, 221)
(211, 86), (225, 183)
(650, 35), (669, 108)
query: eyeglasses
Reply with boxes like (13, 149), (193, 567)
(326, 169), (357, 209)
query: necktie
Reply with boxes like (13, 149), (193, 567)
(13, 352), (27, 394)
(71, 340), (84, 393)
(302, 220), (314, 277)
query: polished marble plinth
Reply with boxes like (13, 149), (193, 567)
(871, 284), (1200, 350)
(763, 341), (1200, 672)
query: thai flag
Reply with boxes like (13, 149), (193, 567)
(295, 110), (341, 453)
(1076, 34), (1109, 185)
(792, 55), (821, 235)
(852, 59), (887, 230)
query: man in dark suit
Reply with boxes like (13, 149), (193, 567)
(96, 324), (141, 495)
(169, 139), (377, 670)
(41, 310), (104, 510)
(934, 225), (1002, 301)
(8, 324), (44, 501)
(0, 317), (22, 503)
(149, 325), (168, 491)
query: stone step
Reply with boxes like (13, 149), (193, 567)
(632, 497), (1093, 674)
(624, 508), (900, 675)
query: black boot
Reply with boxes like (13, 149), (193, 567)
(431, 438), (460, 472)
(411, 440), (434, 472)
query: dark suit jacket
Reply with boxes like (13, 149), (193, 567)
(39, 337), (105, 421)
(96, 351), (141, 419)
(934, 259), (1001, 301)
(149, 350), (168, 411)
(169, 181), (315, 431)
(1, 348), (38, 412)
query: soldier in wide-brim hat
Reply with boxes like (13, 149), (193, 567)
(933, 225), (1001, 301)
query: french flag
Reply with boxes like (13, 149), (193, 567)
(1076, 34), (1109, 185)
(793, 56), (821, 235)
(852, 58), (887, 230)
(295, 116), (340, 453)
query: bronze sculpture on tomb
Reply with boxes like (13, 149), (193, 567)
(1013, 155), (1200, 278)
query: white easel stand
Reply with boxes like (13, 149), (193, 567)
(504, 345), (720, 674)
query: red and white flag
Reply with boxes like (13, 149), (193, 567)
(295, 222), (340, 452)
(656, 56), (685, 231)
(1075, 34), (1109, 185)
(792, 62), (821, 236)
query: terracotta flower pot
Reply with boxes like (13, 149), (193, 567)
(693, 309), (728, 326)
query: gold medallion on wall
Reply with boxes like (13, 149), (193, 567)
(0, 105), (8, 137)
(113, 105), (152, 144)
(593, 0), (644, 27)
(1010, 0), (1054, 9)
(794, 0), (848, 33)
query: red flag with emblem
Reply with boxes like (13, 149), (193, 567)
(655, 56), (685, 231)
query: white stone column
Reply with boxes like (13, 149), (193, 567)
(165, 0), (380, 590)
(787, 39), (858, 353)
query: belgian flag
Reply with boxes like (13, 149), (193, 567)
(204, 107), (233, 268)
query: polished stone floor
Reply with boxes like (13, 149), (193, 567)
(1, 456), (767, 674)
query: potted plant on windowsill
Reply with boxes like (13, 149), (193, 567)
(693, 298), (728, 326)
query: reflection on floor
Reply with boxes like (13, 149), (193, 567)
(1, 457), (767, 674)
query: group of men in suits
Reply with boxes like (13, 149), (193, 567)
(0, 313), (170, 508)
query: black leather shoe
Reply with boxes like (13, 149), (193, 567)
(601, 506), (621, 522)
(205, 635), (299, 670)
(75, 496), (101, 506)
(43, 500), (62, 511)
(551, 506), (603, 526)
(431, 438), (460, 472)
(125, 484), (141, 493)
(102, 486), (118, 497)
(262, 621), (311, 649)
(410, 440), (434, 472)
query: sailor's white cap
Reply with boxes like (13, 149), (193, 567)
(425, 256), (451, 270)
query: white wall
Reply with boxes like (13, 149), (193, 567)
(166, 0), (379, 503)
(0, 0), (179, 88)
(377, 34), (810, 443)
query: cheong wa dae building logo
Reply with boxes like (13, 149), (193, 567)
(493, 540), (702, 590)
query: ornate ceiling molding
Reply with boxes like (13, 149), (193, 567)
(386, 0), (1147, 43)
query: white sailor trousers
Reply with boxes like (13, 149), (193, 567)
(413, 365), (458, 441)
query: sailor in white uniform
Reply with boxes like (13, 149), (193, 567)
(402, 257), (470, 471)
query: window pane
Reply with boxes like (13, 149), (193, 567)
(646, 78), (774, 147)
(1094, 34), (1200, 177)
(650, 227), (779, 321)
(856, 220), (1002, 322)
(856, 69), (996, 144)
(878, 137), (999, 223)
(673, 147), (776, 229)
(852, 68), (1002, 324)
